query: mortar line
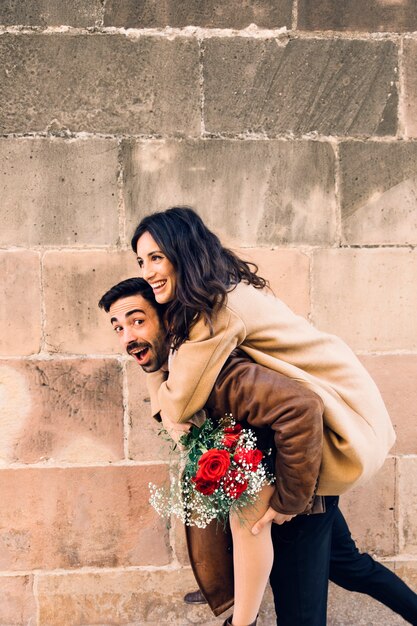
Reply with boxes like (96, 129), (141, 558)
(397, 35), (406, 139)
(2, 131), (415, 142)
(332, 140), (342, 247)
(198, 38), (206, 136)
(122, 358), (130, 460)
(116, 137), (127, 247)
(0, 25), (413, 41)
(99, 0), (107, 28)
(39, 251), (47, 354)
(1, 459), (169, 470)
(291, 0), (298, 32)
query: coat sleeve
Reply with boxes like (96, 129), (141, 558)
(206, 355), (324, 515)
(150, 306), (247, 423)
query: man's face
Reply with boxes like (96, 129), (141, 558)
(109, 294), (169, 372)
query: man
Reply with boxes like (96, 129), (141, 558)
(99, 278), (417, 626)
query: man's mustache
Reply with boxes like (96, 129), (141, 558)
(126, 341), (150, 355)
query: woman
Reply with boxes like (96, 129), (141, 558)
(131, 206), (395, 626)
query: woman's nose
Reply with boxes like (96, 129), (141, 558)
(142, 261), (154, 281)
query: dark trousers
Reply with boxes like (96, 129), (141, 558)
(269, 496), (417, 626)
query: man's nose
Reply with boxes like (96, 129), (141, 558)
(122, 327), (136, 346)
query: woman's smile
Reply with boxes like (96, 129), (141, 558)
(136, 231), (177, 304)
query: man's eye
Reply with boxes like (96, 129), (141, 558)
(113, 326), (122, 333)
(134, 319), (144, 325)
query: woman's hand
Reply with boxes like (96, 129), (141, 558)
(160, 412), (191, 444)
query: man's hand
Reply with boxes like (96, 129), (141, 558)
(251, 506), (295, 535)
(161, 413), (191, 444)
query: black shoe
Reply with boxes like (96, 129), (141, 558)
(183, 589), (207, 605)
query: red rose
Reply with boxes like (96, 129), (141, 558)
(233, 448), (263, 471)
(222, 423), (243, 448)
(192, 476), (219, 495)
(195, 449), (231, 482)
(222, 470), (248, 500)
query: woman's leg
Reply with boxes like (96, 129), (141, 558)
(229, 484), (276, 626)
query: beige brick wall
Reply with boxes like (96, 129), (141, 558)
(0, 2), (416, 624)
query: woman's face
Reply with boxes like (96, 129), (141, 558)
(136, 231), (177, 304)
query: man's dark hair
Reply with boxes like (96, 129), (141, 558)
(98, 277), (164, 318)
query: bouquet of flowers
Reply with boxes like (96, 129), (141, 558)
(149, 415), (274, 528)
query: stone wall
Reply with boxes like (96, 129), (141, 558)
(0, 2), (416, 624)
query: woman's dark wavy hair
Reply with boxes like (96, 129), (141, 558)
(131, 207), (268, 350)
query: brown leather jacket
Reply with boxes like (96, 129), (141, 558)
(205, 348), (324, 515)
(187, 348), (325, 615)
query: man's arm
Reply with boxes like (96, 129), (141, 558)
(205, 350), (324, 517)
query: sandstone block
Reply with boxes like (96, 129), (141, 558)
(327, 578), (409, 625)
(43, 250), (139, 354)
(394, 560), (417, 593)
(339, 458), (396, 557)
(37, 568), (277, 625)
(340, 141), (417, 245)
(311, 248), (417, 351)
(123, 139), (337, 246)
(298, 0), (417, 32)
(203, 38), (398, 136)
(0, 575), (36, 625)
(0, 465), (170, 570)
(0, 251), (41, 356)
(360, 355), (417, 456)
(235, 248), (310, 317)
(404, 40), (417, 138)
(0, 358), (124, 464)
(0, 34), (200, 135)
(0, 138), (119, 246)
(0, 0), (102, 26)
(104, 0), (292, 28)
(37, 568), (222, 625)
(398, 457), (417, 554)
(127, 360), (171, 462)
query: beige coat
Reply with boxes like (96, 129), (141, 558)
(147, 282), (395, 495)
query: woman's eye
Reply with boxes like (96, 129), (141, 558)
(152, 255), (163, 262)
(137, 259), (144, 268)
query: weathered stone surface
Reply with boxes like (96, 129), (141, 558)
(0, 359), (124, 464)
(327, 578), (409, 625)
(0, 138), (119, 246)
(37, 568), (277, 625)
(236, 247), (310, 316)
(340, 141), (417, 245)
(0, 34), (200, 135)
(127, 359), (171, 462)
(360, 355), (417, 456)
(404, 40), (417, 138)
(203, 38), (398, 136)
(43, 250), (139, 355)
(0, 0), (102, 26)
(298, 0), (417, 32)
(104, 0), (292, 28)
(395, 560), (417, 592)
(123, 139), (337, 246)
(0, 575), (36, 625)
(0, 251), (41, 356)
(398, 457), (417, 554)
(311, 248), (417, 351)
(37, 568), (221, 625)
(340, 458), (396, 557)
(0, 465), (170, 570)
